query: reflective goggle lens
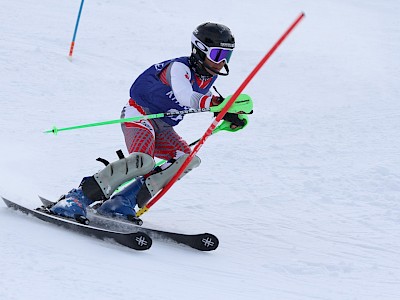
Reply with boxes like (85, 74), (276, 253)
(208, 48), (233, 63)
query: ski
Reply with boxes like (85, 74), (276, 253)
(93, 213), (219, 251)
(2, 197), (152, 251)
(39, 196), (219, 251)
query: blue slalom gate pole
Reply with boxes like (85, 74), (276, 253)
(68, 0), (85, 61)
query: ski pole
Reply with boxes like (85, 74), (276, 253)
(68, 0), (85, 61)
(44, 107), (211, 135)
(136, 12), (306, 217)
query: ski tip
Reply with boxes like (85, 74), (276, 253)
(2, 197), (12, 206)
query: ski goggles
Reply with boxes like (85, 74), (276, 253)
(192, 35), (234, 64)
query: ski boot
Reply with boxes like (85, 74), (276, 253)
(96, 177), (145, 225)
(50, 187), (93, 225)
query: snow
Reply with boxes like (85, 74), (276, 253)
(1, 0), (400, 299)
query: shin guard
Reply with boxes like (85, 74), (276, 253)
(82, 152), (154, 201)
(136, 154), (201, 208)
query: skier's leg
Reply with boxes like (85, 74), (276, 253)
(136, 152), (201, 208)
(51, 100), (155, 219)
(100, 122), (201, 222)
(97, 100), (157, 219)
(135, 121), (201, 208)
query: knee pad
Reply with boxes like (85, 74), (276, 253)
(82, 152), (155, 201)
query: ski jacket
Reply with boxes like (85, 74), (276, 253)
(130, 56), (217, 126)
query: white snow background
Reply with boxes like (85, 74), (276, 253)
(1, 0), (400, 299)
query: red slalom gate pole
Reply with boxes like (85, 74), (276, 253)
(136, 12), (306, 217)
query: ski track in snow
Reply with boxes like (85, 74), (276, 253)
(1, 0), (400, 299)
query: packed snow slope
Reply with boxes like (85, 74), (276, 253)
(1, 0), (400, 299)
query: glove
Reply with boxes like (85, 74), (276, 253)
(210, 94), (253, 114)
(214, 113), (249, 133)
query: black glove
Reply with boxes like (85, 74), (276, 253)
(214, 112), (246, 128)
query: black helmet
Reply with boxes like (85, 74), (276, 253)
(189, 22), (235, 77)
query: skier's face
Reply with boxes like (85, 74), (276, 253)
(204, 57), (225, 75)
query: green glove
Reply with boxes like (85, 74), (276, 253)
(214, 114), (249, 133)
(210, 94), (253, 114)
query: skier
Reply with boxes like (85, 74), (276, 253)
(50, 22), (252, 223)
